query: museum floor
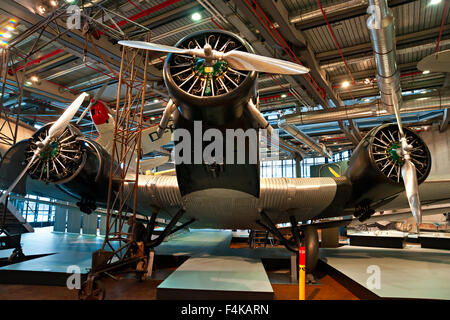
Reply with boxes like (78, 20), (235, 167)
(0, 227), (448, 300)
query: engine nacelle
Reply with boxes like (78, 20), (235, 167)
(163, 30), (257, 126)
(26, 124), (113, 208)
(345, 123), (431, 211)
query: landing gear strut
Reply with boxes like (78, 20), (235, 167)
(256, 211), (319, 276)
(78, 208), (186, 300)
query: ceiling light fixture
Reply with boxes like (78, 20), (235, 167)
(341, 81), (350, 88)
(37, 6), (46, 14)
(191, 13), (202, 21)
(422, 70), (430, 74)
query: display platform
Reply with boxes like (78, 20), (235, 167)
(320, 245), (450, 300)
(155, 229), (285, 299)
(157, 255), (274, 299)
(419, 233), (450, 250)
(0, 227), (103, 285)
(0, 227), (290, 299)
(348, 233), (407, 248)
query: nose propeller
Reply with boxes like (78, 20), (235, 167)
(118, 40), (310, 75)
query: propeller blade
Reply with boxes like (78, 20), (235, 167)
(77, 81), (109, 125)
(223, 50), (310, 75)
(119, 40), (309, 75)
(401, 159), (422, 227)
(391, 91), (405, 137)
(76, 100), (94, 125)
(118, 41), (189, 54)
(391, 91), (423, 228)
(94, 80), (109, 102)
(46, 93), (89, 143)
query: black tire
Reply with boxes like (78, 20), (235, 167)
(132, 222), (146, 242)
(301, 226), (319, 274)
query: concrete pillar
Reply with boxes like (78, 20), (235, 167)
(321, 227), (340, 248)
(420, 127), (450, 179)
(66, 207), (82, 234)
(53, 206), (67, 232)
(82, 213), (98, 235)
(295, 155), (302, 178)
(99, 215), (107, 235)
(99, 215), (129, 236)
(290, 253), (298, 282)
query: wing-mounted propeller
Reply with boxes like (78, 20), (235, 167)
(345, 123), (431, 227)
(391, 95), (426, 228)
(0, 93), (89, 204)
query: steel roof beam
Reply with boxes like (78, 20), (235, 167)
(232, 0), (329, 108)
(257, 0), (361, 144)
(214, 0), (315, 108)
(290, 0), (415, 31)
(317, 25), (450, 62)
(1, 0), (161, 81)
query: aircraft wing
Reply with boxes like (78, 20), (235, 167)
(93, 120), (172, 171)
(140, 156), (170, 173)
(140, 123), (173, 155)
(377, 179), (450, 210)
(130, 175), (353, 229)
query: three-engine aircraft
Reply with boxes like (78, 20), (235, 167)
(0, 30), (445, 274)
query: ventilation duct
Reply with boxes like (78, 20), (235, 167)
(367, 0), (402, 113)
(281, 91), (450, 125)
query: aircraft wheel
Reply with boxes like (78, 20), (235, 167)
(132, 222), (146, 242)
(301, 225), (319, 274)
(8, 247), (25, 263)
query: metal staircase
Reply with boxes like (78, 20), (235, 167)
(0, 199), (34, 262)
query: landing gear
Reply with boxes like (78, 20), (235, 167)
(76, 196), (97, 214)
(256, 211), (319, 275)
(354, 203), (375, 222)
(78, 208), (186, 300)
(8, 246), (25, 263)
(1, 232), (26, 264)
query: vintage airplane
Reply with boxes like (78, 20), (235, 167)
(0, 30), (441, 276)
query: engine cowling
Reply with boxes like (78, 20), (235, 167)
(163, 30), (257, 126)
(26, 124), (113, 207)
(345, 123), (431, 209)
